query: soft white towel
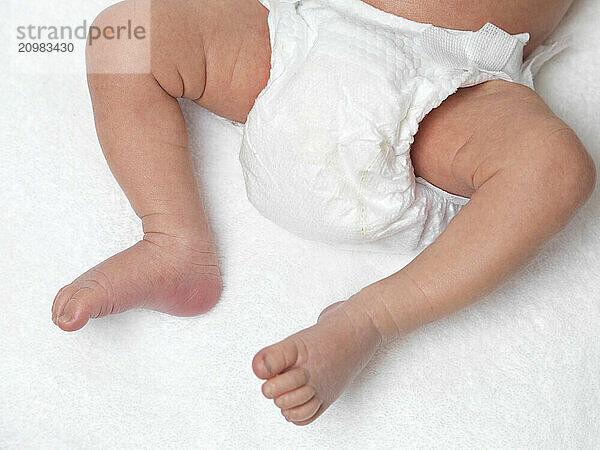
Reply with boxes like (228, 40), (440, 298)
(1, 0), (598, 448)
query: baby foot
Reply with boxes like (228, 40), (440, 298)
(252, 299), (383, 425)
(51, 231), (222, 332)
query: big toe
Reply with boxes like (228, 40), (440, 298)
(56, 288), (95, 332)
(52, 283), (78, 324)
(252, 338), (300, 379)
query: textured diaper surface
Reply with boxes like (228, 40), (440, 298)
(241, 0), (556, 253)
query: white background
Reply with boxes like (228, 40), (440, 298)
(1, 0), (599, 448)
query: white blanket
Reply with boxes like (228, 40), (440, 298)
(1, 0), (599, 448)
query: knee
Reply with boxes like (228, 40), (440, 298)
(524, 123), (596, 212)
(85, 0), (151, 75)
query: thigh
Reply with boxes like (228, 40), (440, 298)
(149, 0), (270, 123)
(410, 80), (569, 198)
(194, 0), (270, 123)
(197, 0), (271, 122)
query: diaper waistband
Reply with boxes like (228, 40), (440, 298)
(419, 22), (529, 83)
(260, 0), (567, 87)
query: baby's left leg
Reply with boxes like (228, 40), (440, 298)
(252, 81), (596, 425)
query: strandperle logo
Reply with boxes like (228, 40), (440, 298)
(16, 20), (146, 45)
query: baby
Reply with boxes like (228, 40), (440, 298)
(52, 0), (595, 425)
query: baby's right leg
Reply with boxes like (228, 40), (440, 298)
(52, 0), (271, 331)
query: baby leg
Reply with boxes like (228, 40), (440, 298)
(359, 80), (596, 333)
(52, 0), (270, 331)
(253, 81), (595, 425)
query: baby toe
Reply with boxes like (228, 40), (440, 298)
(288, 413), (322, 427)
(274, 385), (315, 410)
(252, 338), (299, 379)
(283, 396), (322, 423)
(52, 284), (78, 324)
(58, 289), (95, 332)
(261, 367), (307, 399)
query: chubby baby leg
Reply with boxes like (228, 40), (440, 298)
(52, 0), (270, 331)
(368, 80), (596, 331)
(253, 81), (595, 425)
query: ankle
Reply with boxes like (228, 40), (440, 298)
(347, 273), (432, 345)
(345, 289), (400, 346)
(332, 298), (386, 351)
(141, 212), (215, 252)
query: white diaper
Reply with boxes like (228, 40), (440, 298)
(240, 0), (565, 253)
